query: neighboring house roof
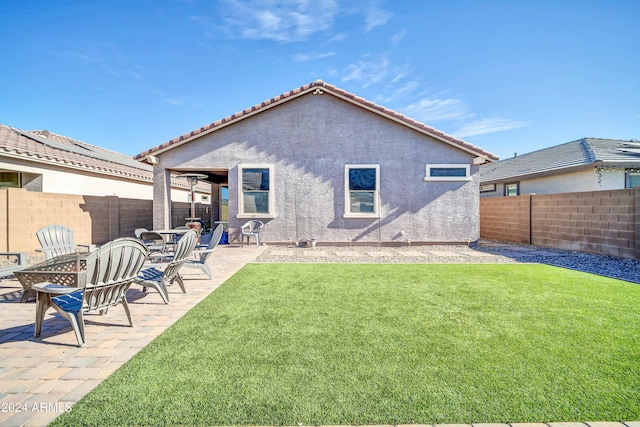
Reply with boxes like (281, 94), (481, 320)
(0, 124), (206, 192)
(480, 138), (640, 182)
(134, 79), (499, 162)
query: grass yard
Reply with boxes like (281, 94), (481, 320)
(52, 264), (640, 426)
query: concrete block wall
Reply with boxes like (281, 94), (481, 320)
(480, 188), (639, 259)
(532, 189), (638, 258)
(0, 188), (154, 254)
(480, 194), (531, 244)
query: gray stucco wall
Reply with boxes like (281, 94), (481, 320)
(153, 92), (480, 244)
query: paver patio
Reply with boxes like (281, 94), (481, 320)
(0, 244), (265, 427)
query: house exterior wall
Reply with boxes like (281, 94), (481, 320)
(0, 157), (195, 201)
(481, 168), (628, 198)
(153, 93), (480, 244)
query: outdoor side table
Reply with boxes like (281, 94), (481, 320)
(14, 253), (89, 303)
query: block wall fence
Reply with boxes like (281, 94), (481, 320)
(480, 188), (640, 259)
(0, 188), (205, 254)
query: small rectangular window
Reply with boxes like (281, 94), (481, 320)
(344, 165), (379, 218)
(480, 183), (496, 193)
(505, 182), (519, 196)
(627, 171), (640, 189)
(238, 164), (274, 218)
(0, 172), (21, 188)
(424, 164), (470, 181)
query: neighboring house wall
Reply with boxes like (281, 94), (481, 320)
(481, 169), (629, 198)
(153, 93), (481, 244)
(480, 188), (640, 259)
(0, 157), (196, 201)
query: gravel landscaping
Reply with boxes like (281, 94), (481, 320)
(253, 239), (640, 284)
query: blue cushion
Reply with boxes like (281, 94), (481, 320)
(138, 267), (163, 282)
(51, 291), (84, 313)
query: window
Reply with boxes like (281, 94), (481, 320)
(424, 164), (471, 181)
(0, 172), (20, 188)
(505, 182), (519, 196)
(627, 171), (640, 189)
(238, 164), (274, 218)
(480, 183), (496, 193)
(344, 165), (379, 218)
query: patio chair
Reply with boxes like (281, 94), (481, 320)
(36, 224), (94, 260)
(134, 229), (198, 304)
(32, 238), (149, 347)
(0, 252), (27, 279)
(183, 223), (224, 279)
(138, 231), (167, 255)
(134, 228), (149, 239)
(241, 220), (264, 247)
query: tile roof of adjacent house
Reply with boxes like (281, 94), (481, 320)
(480, 138), (640, 182)
(0, 124), (202, 191)
(134, 79), (499, 162)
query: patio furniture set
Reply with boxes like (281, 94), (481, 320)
(8, 222), (228, 347)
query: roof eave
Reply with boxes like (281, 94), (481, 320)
(481, 163), (602, 183)
(135, 81), (499, 162)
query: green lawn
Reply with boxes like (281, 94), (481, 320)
(52, 264), (640, 426)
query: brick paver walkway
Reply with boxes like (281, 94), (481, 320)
(0, 244), (265, 426)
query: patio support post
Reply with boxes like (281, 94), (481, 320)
(153, 165), (172, 230)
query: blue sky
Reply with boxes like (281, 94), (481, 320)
(1, 0), (638, 160)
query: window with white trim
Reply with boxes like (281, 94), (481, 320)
(344, 164), (379, 218)
(238, 164), (274, 218)
(424, 164), (471, 181)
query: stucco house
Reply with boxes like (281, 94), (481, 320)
(480, 138), (640, 198)
(0, 124), (208, 202)
(134, 80), (498, 245)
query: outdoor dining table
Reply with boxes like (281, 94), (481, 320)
(153, 229), (190, 240)
(152, 228), (191, 248)
(14, 252), (90, 303)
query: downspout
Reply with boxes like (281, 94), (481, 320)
(378, 188), (382, 246)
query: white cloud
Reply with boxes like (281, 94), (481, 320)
(327, 32), (346, 42)
(342, 54), (390, 87)
(293, 51), (336, 62)
(364, 7), (392, 32)
(221, 0), (339, 42)
(402, 97), (468, 123)
(454, 117), (528, 138)
(391, 28), (406, 44)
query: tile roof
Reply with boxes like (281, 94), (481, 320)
(0, 124), (202, 191)
(134, 79), (499, 162)
(480, 138), (640, 182)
